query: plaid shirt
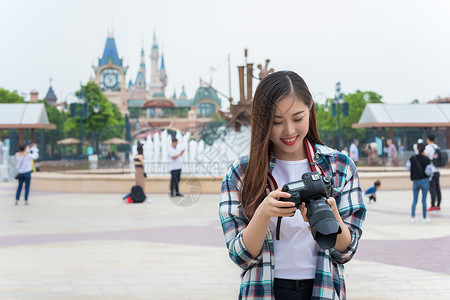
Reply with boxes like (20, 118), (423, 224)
(219, 143), (366, 299)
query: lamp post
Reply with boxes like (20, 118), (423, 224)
(324, 82), (348, 151)
(70, 84), (99, 157)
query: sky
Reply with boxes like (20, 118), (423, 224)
(1, 0), (450, 109)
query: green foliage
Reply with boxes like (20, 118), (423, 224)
(63, 82), (125, 140)
(40, 100), (65, 150)
(317, 90), (383, 147)
(0, 88), (26, 138)
(0, 88), (25, 103)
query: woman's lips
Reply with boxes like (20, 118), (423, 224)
(281, 135), (298, 145)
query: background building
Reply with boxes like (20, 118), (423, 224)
(92, 31), (223, 136)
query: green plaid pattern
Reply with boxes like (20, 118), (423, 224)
(219, 143), (366, 299)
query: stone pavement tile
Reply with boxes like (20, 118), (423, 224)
(0, 240), (240, 299)
(2, 180), (450, 299)
(345, 260), (450, 299)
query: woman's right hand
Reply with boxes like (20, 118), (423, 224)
(256, 187), (297, 218)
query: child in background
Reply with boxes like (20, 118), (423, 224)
(365, 180), (381, 204)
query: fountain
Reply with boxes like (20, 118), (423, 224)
(131, 126), (251, 176)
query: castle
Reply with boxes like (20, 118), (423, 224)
(91, 32), (222, 136)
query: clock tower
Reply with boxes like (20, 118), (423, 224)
(93, 32), (128, 114)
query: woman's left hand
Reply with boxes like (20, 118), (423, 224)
(300, 197), (342, 226)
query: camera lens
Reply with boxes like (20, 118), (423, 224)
(307, 197), (341, 249)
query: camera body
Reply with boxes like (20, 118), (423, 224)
(280, 172), (333, 208)
(279, 171), (341, 249)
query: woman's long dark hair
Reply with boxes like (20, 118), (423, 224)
(137, 143), (144, 155)
(241, 71), (323, 219)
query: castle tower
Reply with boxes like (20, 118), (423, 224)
(160, 53), (167, 89)
(93, 31), (128, 115)
(148, 31), (166, 98)
(136, 47), (146, 88)
(128, 47), (147, 100)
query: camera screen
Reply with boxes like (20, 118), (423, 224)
(288, 181), (305, 190)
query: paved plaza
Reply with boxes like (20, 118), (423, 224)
(1, 180), (450, 299)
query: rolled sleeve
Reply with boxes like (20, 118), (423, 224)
(219, 161), (262, 270)
(330, 158), (366, 264)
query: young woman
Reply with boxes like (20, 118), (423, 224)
(15, 143), (39, 205)
(134, 143), (146, 194)
(405, 142), (432, 223)
(219, 71), (366, 299)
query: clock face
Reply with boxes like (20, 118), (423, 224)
(104, 73), (118, 88)
(100, 68), (120, 91)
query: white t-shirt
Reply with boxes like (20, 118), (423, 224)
(268, 158), (318, 280)
(424, 143), (439, 173)
(168, 146), (183, 171)
(349, 143), (359, 162)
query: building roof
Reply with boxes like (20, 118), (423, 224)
(99, 37), (122, 67)
(127, 99), (146, 108)
(152, 92), (166, 98)
(173, 99), (192, 108)
(192, 86), (221, 107)
(135, 71), (146, 86)
(44, 86), (57, 102)
(353, 103), (450, 128)
(0, 103), (56, 129)
(160, 53), (165, 70)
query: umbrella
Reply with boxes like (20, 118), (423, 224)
(57, 138), (90, 146)
(100, 137), (129, 145)
(134, 129), (162, 139)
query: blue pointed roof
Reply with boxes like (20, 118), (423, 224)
(160, 54), (165, 70)
(44, 86), (57, 102)
(128, 80), (133, 89)
(179, 86), (188, 99)
(152, 31), (158, 50)
(99, 37), (122, 67)
(135, 71), (146, 86)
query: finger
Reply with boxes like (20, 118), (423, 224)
(326, 197), (336, 206)
(274, 200), (296, 208)
(277, 207), (297, 217)
(270, 189), (291, 199)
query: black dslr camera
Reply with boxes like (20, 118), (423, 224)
(278, 171), (341, 249)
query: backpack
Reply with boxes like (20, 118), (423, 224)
(432, 147), (448, 167)
(130, 185), (146, 203)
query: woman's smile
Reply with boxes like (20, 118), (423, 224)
(280, 135), (298, 145)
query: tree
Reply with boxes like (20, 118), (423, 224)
(64, 81), (125, 142)
(0, 88), (25, 103)
(316, 90), (383, 148)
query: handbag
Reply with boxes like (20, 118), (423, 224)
(144, 172), (147, 178)
(15, 157), (25, 180)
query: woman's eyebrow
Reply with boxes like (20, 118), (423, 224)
(273, 110), (305, 118)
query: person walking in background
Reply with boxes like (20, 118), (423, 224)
(397, 140), (404, 154)
(385, 138), (397, 166)
(406, 142), (432, 223)
(15, 143), (39, 205)
(364, 142), (380, 166)
(425, 134), (442, 211)
(168, 138), (184, 197)
(349, 139), (359, 163)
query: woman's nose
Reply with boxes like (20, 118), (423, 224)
(283, 121), (295, 136)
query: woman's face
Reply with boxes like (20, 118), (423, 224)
(269, 96), (310, 161)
